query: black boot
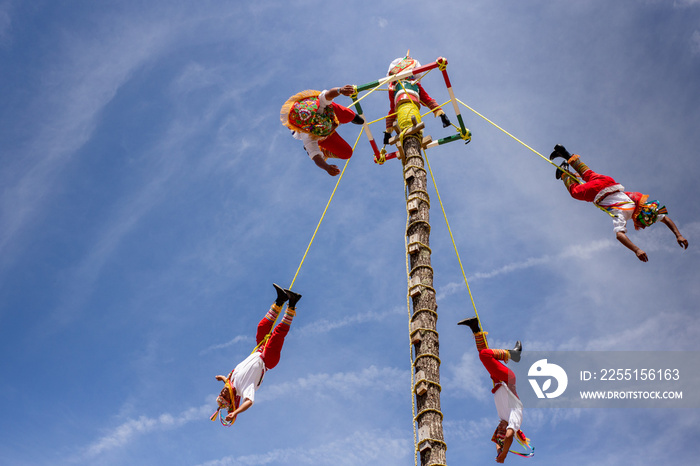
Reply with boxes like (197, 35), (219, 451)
(351, 114), (364, 125)
(273, 283), (288, 307)
(285, 289), (302, 309)
(509, 341), (522, 363)
(549, 144), (572, 161)
(555, 161), (569, 180)
(457, 317), (481, 334)
(440, 114), (451, 128)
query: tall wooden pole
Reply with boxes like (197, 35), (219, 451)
(404, 135), (447, 466)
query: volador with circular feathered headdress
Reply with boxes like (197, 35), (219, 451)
(280, 90), (340, 140)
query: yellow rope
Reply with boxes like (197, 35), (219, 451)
(369, 113), (392, 125)
(287, 130), (363, 288)
(351, 81), (385, 107)
(420, 99), (450, 120)
(423, 148), (482, 325)
(455, 98), (615, 218)
(455, 98), (545, 161)
(252, 128), (364, 353)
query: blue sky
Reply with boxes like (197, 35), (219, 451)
(1, 1), (699, 465)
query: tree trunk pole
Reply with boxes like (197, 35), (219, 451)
(404, 135), (447, 466)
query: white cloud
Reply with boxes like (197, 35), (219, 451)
(74, 366), (406, 462)
(0, 2), (11, 47)
(443, 352), (491, 401)
(198, 429), (411, 466)
(200, 334), (253, 355)
(437, 239), (614, 300)
(692, 30), (700, 55)
(78, 404), (211, 461)
(0, 13), (172, 268)
(264, 365), (407, 401)
(297, 306), (403, 335)
(674, 0), (700, 6)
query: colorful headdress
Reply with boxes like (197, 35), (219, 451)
(491, 420), (508, 445)
(210, 371), (239, 426)
(280, 90), (338, 138)
(491, 421), (534, 458)
(387, 54), (421, 76)
(636, 199), (667, 228)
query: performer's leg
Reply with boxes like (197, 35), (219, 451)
(256, 284), (289, 345)
(261, 289), (301, 370)
(331, 102), (358, 125)
(261, 307), (294, 370)
(479, 349), (516, 386)
(567, 154), (591, 177)
(319, 132), (353, 160)
(565, 155), (619, 202)
(256, 304), (281, 345)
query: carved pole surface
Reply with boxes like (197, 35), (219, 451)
(404, 135), (446, 466)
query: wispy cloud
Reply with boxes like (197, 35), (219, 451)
(200, 335), (254, 355)
(438, 239), (613, 299)
(74, 365), (406, 461)
(201, 307), (404, 356)
(0, 1), (11, 47)
(442, 352), (491, 401)
(297, 306), (403, 335)
(264, 365), (406, 401)
(197, 429), (411, 466)
(77, 404), (211, 461)
(0, 13), (172, 269)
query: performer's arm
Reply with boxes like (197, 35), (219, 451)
(325, 85), (355, 100)
(616, 231), (648, 262)
(312, 154), (340, 176)
(660, 216), (689, 249)
(496, 428), (515, 463)
(225, 398), (253, 422)
(386, 88), (397, 131)
(417, 83), (445, 117)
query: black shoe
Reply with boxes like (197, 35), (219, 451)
(549, 144), (572, 161)
(351, 114), (364, 125)
(273, 283), (288, 307)
(285, 289), (302, 308)
(555, 161), (569, 180)
(509, 341), (522, 363)
(457, 317), (481, 334)
(440, 114), (451, 128)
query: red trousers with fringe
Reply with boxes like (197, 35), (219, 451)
(255, 314), (289, 370)
(318, 102), (357, 159)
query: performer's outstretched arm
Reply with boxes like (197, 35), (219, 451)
(225, 398), (252, 423)
(325, 85), (355, 100)
(616, 231), (648, 262)
(660, 216), (689, 249)
(496, 428), (514, 463)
